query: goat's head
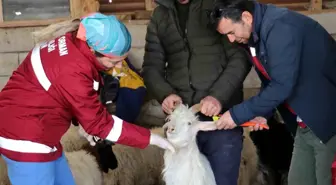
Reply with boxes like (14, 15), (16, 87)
(163, 104), (217, 148)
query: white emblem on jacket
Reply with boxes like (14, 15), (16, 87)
(93, 80), (99, 91)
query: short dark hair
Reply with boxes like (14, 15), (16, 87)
(209, 0), (255, 27)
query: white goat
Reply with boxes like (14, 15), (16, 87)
(162, 104), (218, 185)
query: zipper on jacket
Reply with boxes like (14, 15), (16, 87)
(184, 22), (196, 105)
(171, 5), (196, 105)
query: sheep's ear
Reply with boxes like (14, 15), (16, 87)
(195, 121), (217, 131)
(190, 103), (201, 114)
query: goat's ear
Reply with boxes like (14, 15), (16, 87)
(190, 103), (201, 114)
(195, 121), (217, 131)
(162, 122), (169, 130)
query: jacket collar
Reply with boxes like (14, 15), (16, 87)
(71, 32), (107, 72)
(248, 2), (268, 46)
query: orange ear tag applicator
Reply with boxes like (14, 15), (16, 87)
(190, 103), (269, 130)
(212, 114), (270, 130)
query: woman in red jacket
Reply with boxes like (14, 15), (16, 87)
(0, 12), (174, 185)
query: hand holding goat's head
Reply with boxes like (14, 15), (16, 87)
(163, 104), (217, 148)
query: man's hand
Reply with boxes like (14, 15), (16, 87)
(200, 96), (222, 116)
(162, 94), (182, 114)
(248, 116), (268, 131)
(215, 111), (237, 130)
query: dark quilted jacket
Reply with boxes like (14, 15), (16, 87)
(142, 0), (251, 109)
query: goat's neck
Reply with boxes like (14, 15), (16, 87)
(176, 137), (200, 156)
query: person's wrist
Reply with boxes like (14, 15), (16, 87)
(149, 132), (157, 145)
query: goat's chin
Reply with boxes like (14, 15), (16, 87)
(167, 136), (189, 148)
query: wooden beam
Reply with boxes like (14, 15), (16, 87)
(276, 2), (310, 7)
(299, 8), (336, 14)
(145, 0), (155, 11)
(115, 12), (134, 20)
(259, 0), (310, 3)
(134, 10), (153, 19)
(100, 2), (145, 12)
(99, 0), (143, 4)
(122, 20), (150, 25)
(0, 0), (3, 22)
(0, 18), (69, 28)
(70, 0), (100, 18)
(310, 0), (323, 10)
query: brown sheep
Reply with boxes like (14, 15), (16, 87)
(65, 150), (103, 185)
(0, 156), (10, 185)
(61, 123), (90, 152)
(239, 128), (266, 185)
(81, 127), (165, 185)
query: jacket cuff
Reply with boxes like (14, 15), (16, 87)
(104, 115), (151, 149)
(229, 103), (255, 125)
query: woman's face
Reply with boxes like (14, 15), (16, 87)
(96, 55), (127, 69)
(90, 48), (128, 70)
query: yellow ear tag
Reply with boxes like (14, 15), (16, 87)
(212, 116), (220, 121)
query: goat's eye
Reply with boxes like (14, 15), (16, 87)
(188, 122), (192, 125)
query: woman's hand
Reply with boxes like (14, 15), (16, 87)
(78, 125), (98, 146)
(149, 133), (175, 153)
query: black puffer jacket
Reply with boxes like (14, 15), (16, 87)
(142, 0), (251, 109)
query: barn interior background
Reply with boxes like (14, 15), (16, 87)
(0, 2), (334, 185)
(0, 0), (335, 122)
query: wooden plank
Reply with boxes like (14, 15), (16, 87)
(99, 0), (143, 4)
(70, 0), (80, 18)
(259, 0), (309, 3)
(115, 12), (134, 20)
(310, 0), (323, 10)
(104, 11), (134, 20)
(100, 2), (145, 12)
(299, 8), (336, 14)
(145, 0), (155, 11)
(0, 18), (69, 28)
(122, 19), (150, 25)
(134, 10), (152, 19)
(276, 2), (310, 7)
(70, 0), (100, 18)
(0, 0), (3, 22)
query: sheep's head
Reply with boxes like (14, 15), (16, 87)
(163, 104), (217, 148)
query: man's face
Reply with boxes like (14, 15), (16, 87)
(177, 0), (190, 4)
(216, 11), (253, 44)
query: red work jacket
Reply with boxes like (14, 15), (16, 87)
(0, 33), (150, 162)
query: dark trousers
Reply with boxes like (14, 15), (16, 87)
(196, 113), (243, 185)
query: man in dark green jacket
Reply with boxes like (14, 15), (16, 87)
(142, 0), (251, 184)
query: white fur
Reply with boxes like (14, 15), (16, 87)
(162, 104), (217, 185)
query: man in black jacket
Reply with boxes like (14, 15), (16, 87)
(142, 0), (251, 184)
